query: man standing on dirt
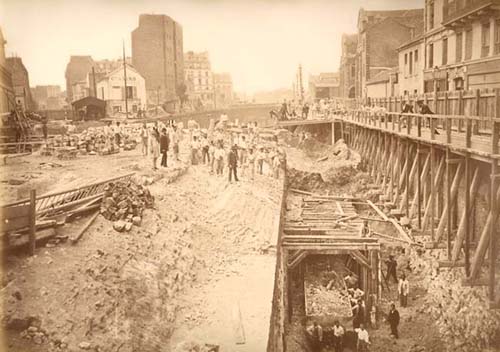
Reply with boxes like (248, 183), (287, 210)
(355, 323), (370, 352)
(306, 321), (323, 352)
(385, 255), (398, 283)
(170, 126), (180, 162)
(140, 123), (149, 156)
(388, 303), (400, 339)
(398, 274), (409, 307)
(332, 320), (344, 352)
(228, 145), (239, 182)
(160, 128), (169, 168)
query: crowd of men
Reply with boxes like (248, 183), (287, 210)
(186, 121), (287, 183)
(271, 98), (348, 122)
(306, 254), (411, 352)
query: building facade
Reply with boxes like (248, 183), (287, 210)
(213, 72), (233, 108)
(397, 36), (425, 95)
(309, 72), (341, 100)
(184, 51), (214, 109)
(0, 27), (14, 113)
(96, 63), (146, 115)
(366, 68), (399, 98)
(6, 57), (34, 110)
(355, 8), (424, 99)
(31, 85), (64, 110)
(65, 56), (94, 103)
(339, 33), (358, 98)
(131, 14), (184, 105)
(423, 0), (500, 92)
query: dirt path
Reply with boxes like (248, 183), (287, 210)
(2, 144), (283, 352)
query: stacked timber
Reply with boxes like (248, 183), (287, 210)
(100, 181), (154, 231)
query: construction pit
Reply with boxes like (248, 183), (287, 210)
(1, 119), (500, 352)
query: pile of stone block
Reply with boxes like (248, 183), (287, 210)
(100, 180), (154, 232)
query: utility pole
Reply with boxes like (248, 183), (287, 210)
(156, 86), (160, 116)
(122, 40), (129, 119)
(298, 64), (304, 102)
(92, 67), (97, 98)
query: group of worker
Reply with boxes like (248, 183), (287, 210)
(139, 121), (181, 170)
(188, 125), (286, 183)
(271, 98), (349, 122)
(306, 254), (411, 352)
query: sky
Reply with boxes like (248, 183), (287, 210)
(0, 0), (423, 95)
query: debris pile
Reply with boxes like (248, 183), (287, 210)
(409, 248), (500, 352)
(304, 259), (352, 318)
(100, 180), (154, 231)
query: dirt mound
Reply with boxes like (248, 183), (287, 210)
(287, 168), (325, 192)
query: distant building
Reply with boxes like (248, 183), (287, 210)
(397, 36), (425, 95)
(309, 72), (340, 101)
(252, 88), (294, 104)
(31, 85), (64, 110)
(0, 27), (14, 113)
(65, 55), (94, 103)
(87, 58), (132, 98)
(95, 63), (146, 116)
(423, 0), (500, 92)
(132, 14), (184, 106)
(366, 68), (399, 98)
(6, 57), (34, 110)
(355, 8), (424, 99)
(213, 73), (233, 108)
(339, 33), (358, 98)
(184, 51), (214, 108)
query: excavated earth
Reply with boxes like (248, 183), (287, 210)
(1, 140), (282, 352)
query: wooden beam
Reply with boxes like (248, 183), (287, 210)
(422, 155), (446, 232)
(287, 250), (308, 270)
(438, 260), (465, 268)
(29, 190), (36, 256)
(351, 250), (372, 270)
(366, 200), (389, 221)
(469, 185), (500, 280)
(410, 152), (430, 220)
(451, 167), (480, 261)
(434, 161), (464, 241)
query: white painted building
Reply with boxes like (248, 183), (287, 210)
(398, 36), (425, 95)
(96, 64), (146, 115)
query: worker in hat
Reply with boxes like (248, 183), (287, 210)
(227, 144), (239, 182)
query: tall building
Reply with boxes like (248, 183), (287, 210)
(6, 56), (34, 110)
(131, 14), (184, 105)
(31, 85), (64, 110)
(0, 27), (14, 113)
(422, 0), (500, 92)
(213, 73), (233, 108)
(355, 8), (424, 99)
(184, 51), (214, 108)
(397, 35), (425, 95)
(339, 33), (358, 98)
(65, 55), (94, 102)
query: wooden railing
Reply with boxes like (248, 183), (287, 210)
(342, 108), (500, 157)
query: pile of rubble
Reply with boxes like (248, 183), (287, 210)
(100, 180), (154, 232)
(409, 248), (500, 352)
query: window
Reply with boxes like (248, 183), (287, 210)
(405, 53), (408, 65)
(351, 65), (355, 78)
(428, 43), (434, 68)
(456, 32), (463, 62)
(415, 49), (419, 62)
(409, 51), (413, 75)
(465, 28), (473, 60)
(126, 86), (134, 99)
(429, 1), (435, 30)
(442, 38), (448, 65)
(481, 22), (490, 57)
(495, 19), (500, 54)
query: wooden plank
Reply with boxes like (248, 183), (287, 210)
(389, 218), (414, 244)
(232, 302), (246, 345)
(366, 200), (389, 221)
(70, 211), (100, 244)
(0, 204), (31, 219)
(29, 190), (36, 256)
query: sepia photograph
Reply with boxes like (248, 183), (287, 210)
(0, 0), (500, 351)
